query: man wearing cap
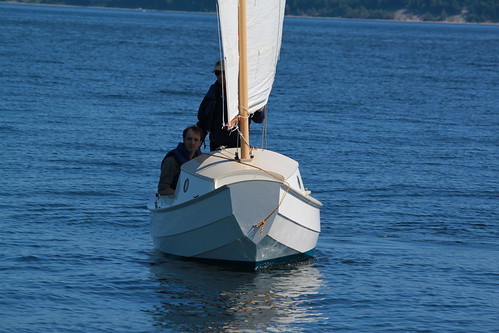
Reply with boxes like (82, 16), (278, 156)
(197, 60), (266, 151)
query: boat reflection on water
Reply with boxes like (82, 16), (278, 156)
(147, 254), (327, 331)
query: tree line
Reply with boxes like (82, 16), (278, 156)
(286, 0), (498, 23)
(4, 0), (498, 23)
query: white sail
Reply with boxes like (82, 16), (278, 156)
(218, 0), (286, 123)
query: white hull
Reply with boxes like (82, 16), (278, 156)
(148, 148), (321, 267)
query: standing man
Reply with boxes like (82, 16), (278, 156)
(157, 125), (203, 196)
(197, 60), (266, 151)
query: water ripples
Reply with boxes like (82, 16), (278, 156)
(1, 4), (498, 332)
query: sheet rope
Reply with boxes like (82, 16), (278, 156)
(205, 151), (291, 234)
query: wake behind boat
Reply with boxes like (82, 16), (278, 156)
(148, 0), (322, 268)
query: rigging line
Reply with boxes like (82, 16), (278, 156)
(238, 104), (249, 113)
(203, 151), (291, 233)
(254, 184), (290, 234)
(234, 126), (249, 147)
(204, 152), (289, 185)
(215, 3), (227, 127)
(236, 112), (249, 119)
(262, 106), (268, 149)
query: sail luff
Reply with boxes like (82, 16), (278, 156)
(238, 0), (250, 159)
(218, 0), (286, 153)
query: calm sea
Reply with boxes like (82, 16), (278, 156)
(1, 3), (498, 332)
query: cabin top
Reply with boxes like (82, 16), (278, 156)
(181, 148), (299, 182)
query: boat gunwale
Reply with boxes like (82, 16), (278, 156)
(150, 185), (229, 213)
(150, 178), (322, 214)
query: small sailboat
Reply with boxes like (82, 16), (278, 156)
(148, 0), (321, 269)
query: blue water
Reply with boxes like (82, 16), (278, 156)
(1, 3), (498, 332)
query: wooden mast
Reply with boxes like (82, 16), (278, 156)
(238, 0), (250, 160)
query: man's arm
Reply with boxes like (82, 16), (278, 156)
(157, 156), (179, 196)
(251, 105), (267, 123)
(197, 85), (218, 138)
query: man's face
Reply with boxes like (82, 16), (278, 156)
(184, 129), (202, 153)
(216, 71), (225, 85)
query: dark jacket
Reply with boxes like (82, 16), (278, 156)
(197, 81), (265, 151)
(158, 143), (201, 192)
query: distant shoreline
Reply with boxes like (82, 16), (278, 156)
(2, 1), (497, 26)
(287, 14), (498, 26)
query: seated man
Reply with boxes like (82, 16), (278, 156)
(157, 125), (203, 196)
